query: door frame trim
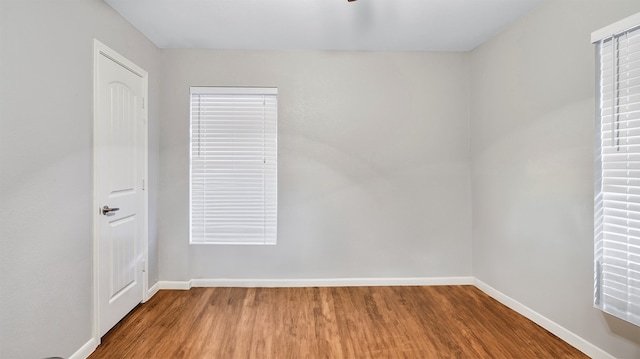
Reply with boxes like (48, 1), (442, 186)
(92, 39), (149, 344)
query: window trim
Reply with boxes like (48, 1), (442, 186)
(593, 15), (640, 326)
(189, 86), (278, 245)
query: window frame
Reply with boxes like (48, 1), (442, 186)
(189, 86), (278, 245)
(593, 13), (640, 327)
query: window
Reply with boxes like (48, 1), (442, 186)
(593, 13), (640, 326)
(190, 87), (277, 245)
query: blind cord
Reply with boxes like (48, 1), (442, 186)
(613, 34), (620, 151)
(198, 94), (202, 157)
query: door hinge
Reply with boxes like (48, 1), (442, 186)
(142, 97), (145, 109)
(142, 260), (146, 273)
(142, 179), (145, 191)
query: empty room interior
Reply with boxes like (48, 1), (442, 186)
(2, 0), (640, 358)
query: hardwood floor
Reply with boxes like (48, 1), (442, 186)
(89, 286), (588, 359)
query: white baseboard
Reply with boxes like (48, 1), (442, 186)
(190, 276), (474, 288)
(159, 277), (472, 290)
(159, 280), (192, 290)
(473, 279), (614, 359)
(146, 281), (160, 301)
(69, 337), (98, 359)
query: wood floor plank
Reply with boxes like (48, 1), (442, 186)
(89, 286), (589, 359)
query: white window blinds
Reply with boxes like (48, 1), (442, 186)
(594, 22), (640, 326)
(190, 87), (277, 245)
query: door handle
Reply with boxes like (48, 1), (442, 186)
(102, 205), (120, 215)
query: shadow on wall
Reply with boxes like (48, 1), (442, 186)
(603, 313), (640, 345)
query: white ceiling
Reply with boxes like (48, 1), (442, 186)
(105, 0), (542, 52)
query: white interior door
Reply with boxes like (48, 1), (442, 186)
(94, 41), (148, 338)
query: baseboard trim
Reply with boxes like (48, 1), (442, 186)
(189, 276), (474, 288)
(158, 277), (472, 289)
(473, 279), (614, 359)
(69, 337), (97, 359)
(159, 280), (192, 290)
(146, 281), (160, 301)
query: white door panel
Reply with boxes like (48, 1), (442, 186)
(94, 42), (147, 338)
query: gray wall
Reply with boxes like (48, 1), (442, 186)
(469, 0), (640, 357)
(159, 50), (472, 281)
(0, 1), (160, 358)
(3, 0), (640, 357)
